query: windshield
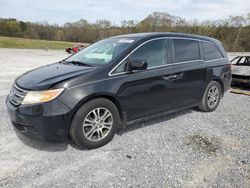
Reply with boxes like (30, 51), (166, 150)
(232, 56), (250, 66)
(66, 38), (135, 66)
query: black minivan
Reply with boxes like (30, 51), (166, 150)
(6, 33), (231, 149)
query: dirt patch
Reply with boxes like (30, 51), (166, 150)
(187, 135), (221, 154)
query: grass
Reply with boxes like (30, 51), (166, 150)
(0, 36), (87, 50)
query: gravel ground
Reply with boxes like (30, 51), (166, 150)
(0, 48), (249, 188)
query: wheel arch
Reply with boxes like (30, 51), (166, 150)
(212, 78), (224, 96)
(206, 67), (226, 97)
(68, 93), (124, 132)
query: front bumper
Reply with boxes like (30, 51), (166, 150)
(6, 96), (72, 142)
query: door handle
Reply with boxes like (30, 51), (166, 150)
(162, 73), (183, 80)
(162, 75), (177, 80)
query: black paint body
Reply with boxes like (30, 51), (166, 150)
(6, 33), (232, 141)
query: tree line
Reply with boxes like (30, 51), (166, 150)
(0, 13), (250, 51)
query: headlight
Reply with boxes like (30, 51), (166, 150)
(22, 88), (64, 105)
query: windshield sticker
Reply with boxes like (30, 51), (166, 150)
(118, 39), (134, 43)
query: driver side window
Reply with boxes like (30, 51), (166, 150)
(113, 39), (167, 74)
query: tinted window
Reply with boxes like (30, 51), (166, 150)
(113, 39), (167, 73)
(202, 42), (223, 61)
(130, 39), (165, 68)
(173, 39), (200, 62)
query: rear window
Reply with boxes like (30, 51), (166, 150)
(202, 42), (223, 61)
(173, 39), (200, 62)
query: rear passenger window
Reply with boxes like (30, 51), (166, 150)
(173, 39), (200, 62)
(202, 42), (223, 61)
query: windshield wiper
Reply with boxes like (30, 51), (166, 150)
(63, 60), (92, 67)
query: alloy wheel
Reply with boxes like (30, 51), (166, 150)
(207, 86), (220, 109)
(82, 107), (113, 142)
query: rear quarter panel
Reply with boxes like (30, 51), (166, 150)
(205, 58), (231, 93)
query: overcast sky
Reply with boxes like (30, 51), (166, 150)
(0, 0), (249, 24)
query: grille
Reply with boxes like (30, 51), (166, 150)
(232, 74), (249, 79)
(9, 84), (28, 106)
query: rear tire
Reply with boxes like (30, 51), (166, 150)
(198, 81), (222, 112)
(70, 98), (120, 149)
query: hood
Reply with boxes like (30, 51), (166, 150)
(16, 62), (96, 90)
(232, 66), (250, 76)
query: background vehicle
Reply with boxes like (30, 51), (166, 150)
(6, 33), (231, 149)
(231, 56), (250, 86)
(65, 44), (84, 54)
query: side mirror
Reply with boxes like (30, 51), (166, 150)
(126, 58), (147, 73)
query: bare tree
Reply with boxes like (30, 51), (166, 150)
(229, 15), (246, 51)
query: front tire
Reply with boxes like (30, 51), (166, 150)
(198, 81), (222, 112)
(70, 98), (120, 149)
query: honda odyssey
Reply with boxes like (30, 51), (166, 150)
(6, 33), (232, 149)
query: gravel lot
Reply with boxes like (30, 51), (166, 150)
(0, 48), (249, 188)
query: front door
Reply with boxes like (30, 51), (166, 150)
(115, 38), (176, 120)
